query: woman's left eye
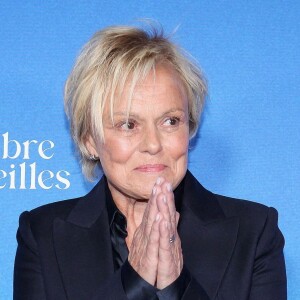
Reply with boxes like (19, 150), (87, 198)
(164, 117), (180, 126)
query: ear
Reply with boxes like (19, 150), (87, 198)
(85, 135), (99, 157)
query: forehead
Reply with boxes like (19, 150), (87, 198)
(112, 65), (187, 112)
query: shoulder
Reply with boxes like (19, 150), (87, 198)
(27, 197), (81, 222)
(18, 177), (106, 238)
(204, 191), (284, 260)
(15, 179), (108, 261)
(185, 171), (280, 236)
(216, 191), (279, 219)
(213, 193), (280, 237)
(18, 197), (81, 239)
(185, 170), (278, 224)
(19, 177), (105, 228)
(215, 193), (272, 217)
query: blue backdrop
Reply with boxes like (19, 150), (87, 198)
(1, 1), (299, 299)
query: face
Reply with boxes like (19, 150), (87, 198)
(87, 65), (189, 200)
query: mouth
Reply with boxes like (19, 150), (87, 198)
(134, 164), (167, 173)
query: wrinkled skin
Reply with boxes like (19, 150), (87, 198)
(128, 177), (183, 289)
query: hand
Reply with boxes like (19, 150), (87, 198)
(128, 177), (183, 289)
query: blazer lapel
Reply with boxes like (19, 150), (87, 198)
(53, 178), (114, 300)
(179, 172), (239, 299)
(52, 171), (238, 299)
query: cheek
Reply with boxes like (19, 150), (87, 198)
(99, 137), (137, 165)
(165, 130), (189, 159)
(163, 130), (189, 187)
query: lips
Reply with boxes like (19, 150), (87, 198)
(134, 164), (166, 172)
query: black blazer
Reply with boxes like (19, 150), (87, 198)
(14, 171), (286, 300)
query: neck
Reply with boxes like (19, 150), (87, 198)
(107, 182), (148, 246)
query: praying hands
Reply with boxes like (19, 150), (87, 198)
(128, 177), (183, 289)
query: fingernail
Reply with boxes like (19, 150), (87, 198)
(156, 177), (162, 185)
(166, 183), (172, 192)
(163, 195), (167, 204)
(156, 213), (160, 221)
(152, 187), (157, 195)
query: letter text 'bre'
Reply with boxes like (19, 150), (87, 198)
(0, 132), (70, 189)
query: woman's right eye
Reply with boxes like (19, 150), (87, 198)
(118, 120), (136, 131)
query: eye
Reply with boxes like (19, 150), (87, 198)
(119, 120), (136, 130)
(164, 117), (180, 126)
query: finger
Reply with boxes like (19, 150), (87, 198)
(157, 220), (177, 289)
(176, 236), (183, 270)
(128, 226), (143, 266)
(156, 192), (172, 229)
(157, 207), (182, 269)
(145, 213), (160, 263)
(176, 212), (180, 226)
(141, 212), (161, 285)
(159, 220), (183, 279)
(156, 183), (176, 242)
(128, 213), (161, 286)
(159, 220), (173, 252)
(142, 181), (161, 234)
(161, 181), (177, 233)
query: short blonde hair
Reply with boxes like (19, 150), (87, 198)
(64, 24), (207, 180)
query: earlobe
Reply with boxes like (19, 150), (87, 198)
(85, 135), (99, 158)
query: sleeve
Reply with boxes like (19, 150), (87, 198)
(156, 265), (191, 300)
(14, 212), (47, 300)
(121, 259), (209, 300)
(121, 259), (158, 300)
(249, 207), (287, 300)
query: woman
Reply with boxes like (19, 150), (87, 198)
(14, 24), (287, 300)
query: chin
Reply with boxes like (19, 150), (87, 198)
(135, 185), (155, 200)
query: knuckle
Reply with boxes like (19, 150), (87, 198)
(159, 245), (171, 255)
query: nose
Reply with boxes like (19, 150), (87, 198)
(139, 125), (163, 155)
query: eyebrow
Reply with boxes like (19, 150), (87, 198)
(112, 108), (186, 119)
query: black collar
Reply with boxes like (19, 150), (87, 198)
(104, 178), (128, 232)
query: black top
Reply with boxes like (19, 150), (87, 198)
(13, 171), (286, 299)
(105, 178), (191, 300)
